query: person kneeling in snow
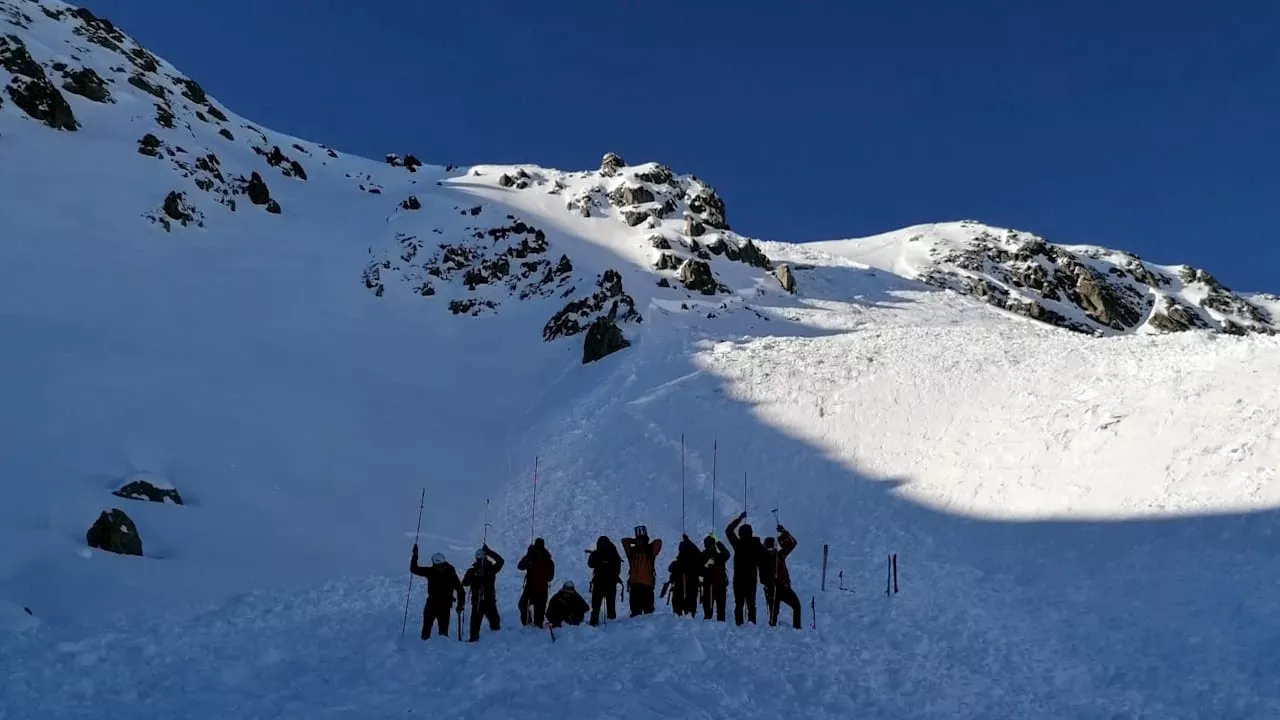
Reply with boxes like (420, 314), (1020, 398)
(545, 581), (589, 628)
(409, 545), (465, 640)
(461, 544), (505, 642)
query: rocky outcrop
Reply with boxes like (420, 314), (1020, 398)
(706, 237), (772, 269)
(544, 269), (641, 341)
(0, 34), (78, 130)
(909, 223), (1277, 336)
(59, 66), (111, 103)
(257, 145), (307, 180)
(684, 215), (705, 238)
(400, 195), (421, 210)
(600, 152), (626, 176)
(243, 171), (272, 206)
(679, 259), (726, 295)
(113, 477), (183, 505)
(86, 508), (143, 556)
(775, 264), (797, 293)
(582, 309), (631, 364)
(608, 184), (655, 206)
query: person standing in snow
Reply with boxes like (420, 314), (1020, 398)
(673, 534), (704, 616)
(409, 546), (466, 639)
(461, 544), (505, 642)
(726, 511), (765, 625)
(586, 535), (623, 625)
(760, 525), (802, 629)
(621, 525), (662, 616)
(516, 538), (555, 628)
(545, 581), (589, 628)
(700, 533), (731, 622)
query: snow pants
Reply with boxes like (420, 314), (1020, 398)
(628, 582), (655, 617)
(764, 583), (802, 629)
(733, 581), (757, 625)
(702, 580), (727, 621)
(519, 584), (548, 627)
(421, 597), (453, 639)
(468, 599), (500, 642)
(590, 579), (617, 625)
(673, 574), (700, 616)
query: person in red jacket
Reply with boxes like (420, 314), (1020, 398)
(760, 525), (801, 629)
(409, 546), (465, 639)
(516, 538), (555, 628)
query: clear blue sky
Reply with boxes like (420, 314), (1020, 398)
(82, 0), (1279, 292)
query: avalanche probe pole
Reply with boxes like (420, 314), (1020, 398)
(680, 433), (686, 533)
(771, 505), (781, 627)
(482, 498), (491, 546)
(400, 487), (425, 637)
(711, 438), (717, 530)
(530, 456), (538, 544)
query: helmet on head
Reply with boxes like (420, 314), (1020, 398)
(430, 552), (446, 565)
(563, 581), (575, 591)
(533, 537), (545, 549)
(475, 548), (486, 560)
(739, 523), (753, 539)
(763, 537), (776, 549)
(597, 535), (611, 549)
(634, 525), (648, 538)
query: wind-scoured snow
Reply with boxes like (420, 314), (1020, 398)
(3, 2), (1280, 718)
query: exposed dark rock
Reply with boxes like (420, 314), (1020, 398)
(60, 67), (111, 103)
(0, 35), (78, 130)
(405, 154), (422, 171)
(679, 259), (725, 295)
(775, 264), (797, 293)
(266, 199), (282, 214)
(127, 72), (165, 99)
(544, 269), (641, 341)
(137, 133), (161, 157)
(401, 195), (421, 210)
(649, 235), (671, 250)
(498, 173), (515, 188)
(608, 184), (655, 206)
(684, 215), (705, 237)
(160, 191), (200, 229)
(206, 104), (228, 122)
(582, 310), (630, 364)
(218, 127), (234, 141)
(86, 508), (142, 556)
(1149, 299), (1210, 332)
(654, 252), (682, 271)
(620, 208), (650, 227)
(173, 76), (207, 104)
(244, 171), (271, 205)
(735, 239), (773, 270)
(686, 188), (728, 230)
(154, 102), (174, 128)
(633, 164), (674, 185)
(326, 148), (339, 158)
(113, 478), (183, 505)
(600, 152), (626, 176)
(657, 278), (672, 288)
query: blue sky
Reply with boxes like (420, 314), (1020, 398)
(82, 0), (1279, 291)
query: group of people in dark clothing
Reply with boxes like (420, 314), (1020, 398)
(409, 512), (800, 643)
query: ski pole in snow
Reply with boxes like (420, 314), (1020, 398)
(711, 438), (717, 530)
(893, 553), (899, 594)
(680, 433), (686, 533)
(530, 456), (538, 544)
(886, 554), (891, 597)
(771, 506), (781, 626)
(811, 596), (816, 630)
(821, 544), (829, 592)
(401, 487), (425, 637)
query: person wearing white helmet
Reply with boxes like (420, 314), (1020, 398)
(545, 580), (589, 628)
(409, 544), (465, 640)
(460, 544), (505, 642)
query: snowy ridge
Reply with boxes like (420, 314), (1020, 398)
(808, 221), (1277, 336)
(3, 2), (1280, 718)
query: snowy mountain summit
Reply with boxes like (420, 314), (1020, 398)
(5, 2), (1280, 719)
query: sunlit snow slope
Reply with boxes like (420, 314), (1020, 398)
(3, 2), (1280, 718)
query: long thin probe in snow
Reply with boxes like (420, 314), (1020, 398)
(400, 487), (425, 637)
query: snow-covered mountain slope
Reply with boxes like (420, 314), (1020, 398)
(3, 2), (1280, 718)
(807, 221), (1278, 337)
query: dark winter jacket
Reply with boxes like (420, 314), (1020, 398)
(461, 546), (505, 606)
(760, 529), (798, 587)
(587, 536), (623, 584)
(726, 516), (766, 586)
(517, 540), (555, 587)
(410, 554), (465, 607)
(545, 587), (589, 626)
(700, 536), (731, 586)
(621, 534), (662, 587)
